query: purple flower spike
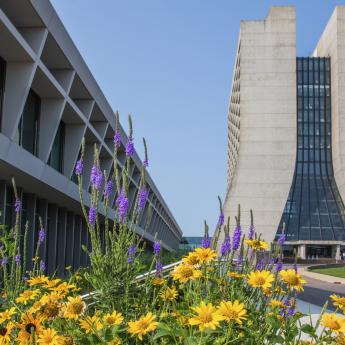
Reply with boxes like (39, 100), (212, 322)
(156, 261), (163, 278)
(14, 199), (22, 213)
(1, 256), (7, 267)
(232, 225), (242, 251)
(15, 254), (21, 265)
(125, 139), (134, 157)
(143, 159), (149, 167)
(113, 131), (121, 148)
(40, 261), (46, 272)
(256, 257), (263, 271)
(38, 228), (45, 244)
(220, 234), (231, 257)
(138, 188), (148, 211)
(88, 207), (96, 226)
(104, 180), (113, 199)
(116, 189), (128, 222)
(218, 212), (224, 227)
(128, 244), (136, 264)
(201, 237), (211, 249)
(276, 258), (283, 272)
(75, 159), (83, 176)
(90, 165), (97, 185)
(248, 224), (255, 240)
(90, 165), (103, 190)
(278, 233), (286, 246)
(153, 241), (161, 256)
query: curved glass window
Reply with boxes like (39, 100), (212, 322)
(276, 57), (345, 242)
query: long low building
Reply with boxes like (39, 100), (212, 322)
(0, 0), (182, 275)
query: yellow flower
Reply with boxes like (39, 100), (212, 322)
(244, 239), (268, 250)
(171, 264), (202, 283)
(103, 311), (123, 326)
(51, 282), (76, 294)
(16, 289), (40, 304)
(188, 301), (225, 331)
(80, 315), (104, 334)
(152, 277), (165, 286)
(17, 313), (43, 343)
(182, 252), (200, 266)
(330, 294), (345, 312)
(262, 287), (272, 296)
(128, 312), (158, 341)
(107, 338), (122, 345)
(159, 286), (178, 301)
(337, 334), (345, 345)
(0, 322), (14, 345)
(0, 308), (16, 324)
(27, 275), (49, 286)
(59, 336), (74, 345)
(279, 269), (306, 292)
(217, 300), (247, 324)
(227, 272), (245, 279)
(247, 270), (274, 289)
(194, 248), (217, 264)
(37, 328), (61, 345)
(269, 299), (285, 308)
(63, 296), (86, 320)
(321, 313), (345, 334)
(44, 279), (61, 289)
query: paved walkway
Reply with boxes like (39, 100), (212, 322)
(299, 265), (345, 285)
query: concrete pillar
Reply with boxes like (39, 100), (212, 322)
(298, 244), (306, 259)
(335, 244), (341, 260)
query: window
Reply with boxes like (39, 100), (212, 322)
(48, 121), (65, 173)
(0, 56), (6, 131)
(16, 90), (41, 156)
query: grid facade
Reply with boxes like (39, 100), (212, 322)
(0, 0), (182, 274)
(227, 43), (241, 187)
(277, 57), (345, 242)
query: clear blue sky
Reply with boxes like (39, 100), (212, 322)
(50, 0), (344, 237)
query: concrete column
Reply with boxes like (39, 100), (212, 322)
(47, 204), (58, 275)
(298, 244), (306, 259)
(56, 208), (67, 277)
(335, 244), (341, 260)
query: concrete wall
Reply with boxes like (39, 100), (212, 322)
(313, 6), (345, 218)
(220, 7), (297, 246)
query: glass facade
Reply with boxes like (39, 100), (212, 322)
(277, 57), (345, 242)
(48, 121), (65, 173)
(16, 89), (41, 156)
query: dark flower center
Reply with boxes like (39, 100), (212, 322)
(25, 323), (36, 334)
(0, 328), (7, 336)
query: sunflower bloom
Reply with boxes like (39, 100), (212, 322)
(217, 300), (247, 324)
(16, 289), (40, 304)
(279, 269), (306, 292)
(0, 322), (14, 345)
(182, 252), (200, 266)
(194, 248), (217, 264)
(152, 277), (165, 286)
(63, 296), (86, 320)
(128, 312), (158, 341)
(50, 282), (76, 294)
(44, 279), (61, 289)
(244, 239), (268, 251)
(103, 311), (123, 326)
(159, 286), (178, 301)
(248, 270), (274, 289)
(227, 272), (245, 279)
(37, 328), (61, 345)
(189, 301), (225, 331)
(17, 313), (43, 343)
(0, 307), (16, 324)
(330, 294), (345, 312)
(27, 275), (49, 286)
(321, 313), (345, 333)
(171, 264), (202, 283)
(80, 315), (103, 334)
(269, 299), (285, 308)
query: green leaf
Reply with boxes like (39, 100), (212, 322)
(267, 335), (285, 344)
(301, 324), (315, 335)
(104, 328), (113, 342)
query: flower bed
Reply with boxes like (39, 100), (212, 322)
(1, 115), (345, 344)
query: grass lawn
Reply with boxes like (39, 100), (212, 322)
(312, 266), (345, 278)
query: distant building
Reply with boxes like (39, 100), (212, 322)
(0, 0), (182, 275)
(179, 237), (211, 251)
(219, 6), (345, 259)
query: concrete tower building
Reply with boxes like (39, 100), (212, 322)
(220, 6), (345, 259)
